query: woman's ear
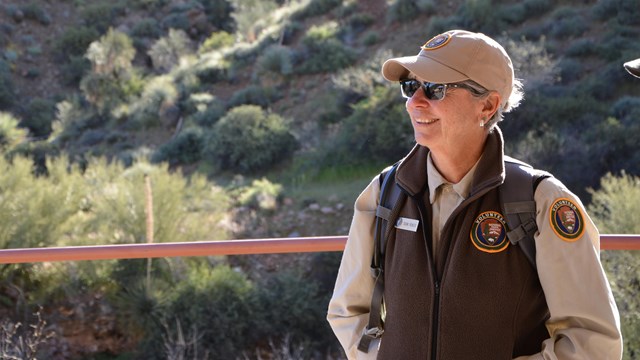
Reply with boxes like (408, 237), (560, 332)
(481, 91), (501, 119)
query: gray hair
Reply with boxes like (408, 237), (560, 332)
(456, 79), (524, 129)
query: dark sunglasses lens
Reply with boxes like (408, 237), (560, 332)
(400, 80), (420, 98)
(400, 80), (446, 100)
(424, 83), (446, 100)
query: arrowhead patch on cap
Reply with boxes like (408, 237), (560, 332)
(421, 33), (451, 50)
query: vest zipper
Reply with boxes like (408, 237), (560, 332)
(431, 280), (440, 360)
(414, 197), (440, 360)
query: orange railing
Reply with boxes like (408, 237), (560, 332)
(0, 234), (638, 264)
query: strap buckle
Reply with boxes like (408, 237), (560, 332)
(364, 326), (384, 338)
(357, 326), (384, 353)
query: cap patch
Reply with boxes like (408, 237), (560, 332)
(550, 198), (585, 242)
(470, 211), (509, 253)
(421, 33), (451, 51)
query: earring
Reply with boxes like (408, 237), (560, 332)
(480, 117), (487, 127)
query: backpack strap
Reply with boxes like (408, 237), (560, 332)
(500, 158), (551, 271)
(358, 162), (406, 353)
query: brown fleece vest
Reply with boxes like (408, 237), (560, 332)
(377, 132), (550, 360)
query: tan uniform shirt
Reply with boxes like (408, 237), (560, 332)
(327, 159), (622, 359)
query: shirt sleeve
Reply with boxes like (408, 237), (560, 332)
(327, 176), (381, 360)
(514, 177), (623, 360)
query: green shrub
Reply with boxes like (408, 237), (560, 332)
(0, 112), (27, 151)
(148, 29), (193, 73)
(129, 0), (170, 9)
(80, 3), (125, 33)
(522, 0), (552, 17)
(131, 18), (161, 38)
(204, 105), (298, 173)
(387, 0), (435, 23)
(610, 96), (640, 123)
(255, 45), (293, 79)
(52, 26), (100, 62)
(565, 38), (599, 58)
(78, 128), (108, 147)
(330, 49), (390, 104)
(160, 12), (190, 32)
(592, 0), (640, 25)
(297, 23), (357, 74)
(21, 98), (56, 138)
(585, 116), (640, 179)
(152, 127), (204, 166)
(497, 3), (528, 24)
(198, 31), (235, 53)
(457, 0), (496, 33)
(128, 75), (179, 129)
(231, 0), (278, 43)
(200, 0), (235, 32)
(251, 271), (335, 353)
(322, 85), (414, 166)
(167, 265), (256, 359)
(19, 3), (51, 25)
(227, 85), (281, 108)
(291, 0), (343, 20)
(85, 28), (136, 78)
(80, 72), (127, 113)
(182, 93), (226, 128)
(0, 60), (15, 109)
(556, 58), (583, 84)
(362, 31), (379, 46)
(60, 55), (91, 86)
(347, 12), (375, 33)
(547, 7), (588, 38)
(234, 177), (283, 210)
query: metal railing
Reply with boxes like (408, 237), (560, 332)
(0, 234), (638, 264)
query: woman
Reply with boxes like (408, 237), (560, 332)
(327, 30), (622, 359)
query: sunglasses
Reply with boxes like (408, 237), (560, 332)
(399, 79), (472, 100)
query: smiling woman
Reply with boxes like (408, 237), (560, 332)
(327, 29), (623, 360)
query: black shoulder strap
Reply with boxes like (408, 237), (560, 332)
(358, 162), (406, 353)
(500, 158), (550, 271)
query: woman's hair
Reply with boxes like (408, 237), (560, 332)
(457, 78), (524, 129)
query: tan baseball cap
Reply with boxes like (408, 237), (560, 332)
(382, 30), (514, 107)
(624, 58), (640, 78)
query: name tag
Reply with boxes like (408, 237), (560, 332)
(395, 217), (419, 232)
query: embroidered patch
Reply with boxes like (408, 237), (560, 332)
(550, 198), (585, 242)
(470, 211), (509, 253)
(421, 33), (451, 51)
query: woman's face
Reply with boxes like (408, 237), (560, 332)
(404, 75), (488, 156)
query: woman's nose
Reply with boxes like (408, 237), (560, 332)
(406, 87), (430, 109)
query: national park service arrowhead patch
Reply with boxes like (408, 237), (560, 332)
(549, 198), (585, 242)
(470, 211), (509, 253)
(421, 33), (451, 51)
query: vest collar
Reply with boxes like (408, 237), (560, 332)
(395, 127), (507, 198)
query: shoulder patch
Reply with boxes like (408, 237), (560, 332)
(470, 211), (509, 253)
(549, 198), (585, 242)
(421, 33), (451, 50)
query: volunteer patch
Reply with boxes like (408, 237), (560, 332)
(550, 198), (585, 242)
(422, 33), (451, 50)
(470, 211), (509, 253)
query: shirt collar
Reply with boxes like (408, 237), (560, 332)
(427, 152), (480, 204)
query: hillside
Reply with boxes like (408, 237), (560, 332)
(1, 0), (638, 196)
